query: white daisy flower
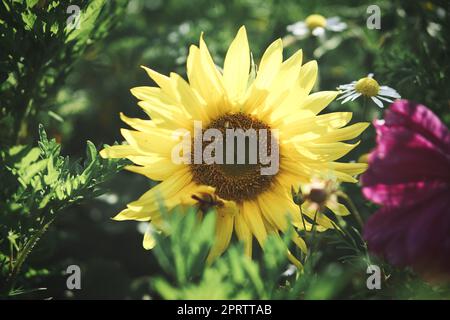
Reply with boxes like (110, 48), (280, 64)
(337, 74), (401, 108)
(287, 14), (347, 38)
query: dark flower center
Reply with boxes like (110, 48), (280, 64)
(308, 188), (328, 205)
(190, 112), (278, 202)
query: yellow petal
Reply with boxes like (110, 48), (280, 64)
(223, 26), (250, 100)
(358, 153), (369, 164)
(125, 159), (183, 181)
(278, 110), (320, 137)
(120, 112), (156, 133)
(186, 45), (202, 93)
(269, 89), (309, 124)
(299, 90), (338, 114)
(317, 122), (370, 143)
(297, 60), (318, 94)
(186, 44), (226, 118)
(100, 144), (140, 159)
(141, 66), (179, 100)
(301, 206), (335, 229)
(292, 233), (307, 253)
(327, 201), (350, 216)
(169, 72), (210, 122)
(242, 40), (285, 114)
(234, 212), (253, 257)
(257, 185), (304, 232)
(126, 167), (192, 210)
(257, 192), (288, 231)
(265, 49), (303, 106)
(199, 34), (227, 104)
(242, 201), (267, 247)
(242, 86), (269, 114)
(328, 162), (368, 176)
(137, 101), (191, 130)
(179, 184), (212, 205)
(120, 128), (177, 156)
(296, 141), (361, 162)
(130, 86), (190, 128)
(287, 250), (303, 269)
(254, 39), (283, 89)
(207, 209), (236, 262)
(113, 207), (153, 221)
(143, 225), (157, 250)
(315, 112), (352, 129)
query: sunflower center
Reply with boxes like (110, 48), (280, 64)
(354, 77), (380, 97)
(190, 112), (278, 202)
(305, 14), (327, 30)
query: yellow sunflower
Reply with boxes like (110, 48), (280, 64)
(101, 26), (368, 267)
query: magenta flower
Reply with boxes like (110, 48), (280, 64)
(362, 99), (450, 280)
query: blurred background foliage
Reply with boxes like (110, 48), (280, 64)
(0, 0), (449, 299)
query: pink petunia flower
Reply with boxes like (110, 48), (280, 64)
(362, 99), (450, 281)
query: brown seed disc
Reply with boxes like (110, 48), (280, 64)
(190, 112), (278, 202)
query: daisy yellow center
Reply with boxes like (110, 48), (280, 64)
(305, 14), (327, 30)
(354, 77), (380, 97)
(190, 112), (276, 202)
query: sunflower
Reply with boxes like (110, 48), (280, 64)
(101, 26), (368, 267)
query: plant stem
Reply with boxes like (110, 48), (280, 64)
(6, 218), (54, 294)
(362, 96), (369, 121)
(337, 191), (364, 229)
(307, 210), (319, 260)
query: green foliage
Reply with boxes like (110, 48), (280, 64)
(149, 209), (354, 300)
(0, 0), (129, 297)
(376, 0), (450, 124)
(148, 209), (450, 300)
(152, 208), (216, 286)
(150, 209), (287, 299)
(0, 125), (125, 296)
(0, 0), (128, 146)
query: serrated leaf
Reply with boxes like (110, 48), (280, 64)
(38, 124), (48, 144)
(66, 0), (106, 44)
(43, 156), (59, 185)
(21, 159), (48, 183)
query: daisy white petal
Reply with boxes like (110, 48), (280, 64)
(326, 17), (347, 32)
(337, 90), (356, 101)
(337, 84), (355, 90)
(312, 27), (325, 37)
(287, 22), (309, 36)
(377, 95), (394, 103)
(351, 93), (362, 101)
(341, 92), (358, 104)
(337, 87), (355, 93)
(379, 87), (401, 98)
(326, 17), (341, 25)
(371, 96), (384, 108)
